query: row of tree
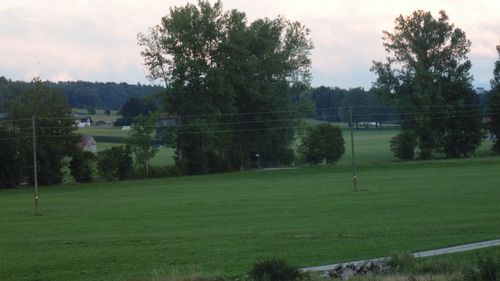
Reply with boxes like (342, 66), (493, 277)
(140, 2), (500, 168)
(0, 77), (163, 112)
(2, 3), (500, 188)
(306, 86), (493, 128)
(306, 86), (397, 126)
(0, 79), (162, 188)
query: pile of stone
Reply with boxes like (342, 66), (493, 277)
(327, 260), (390, 279)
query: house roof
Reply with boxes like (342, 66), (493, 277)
(76, 135), (96, 150)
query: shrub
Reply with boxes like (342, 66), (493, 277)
(463, 256), (498, 281)
(493, 141), (500, 154)
(0, 130), (21, 188)
(299, 123), (345, 165)
(150, 266), (229, 281)
(477, 256), (497, 281)
(387, 252), (416, 273)
(97, 145), (133, 181)
(390, 131), (418, 161)
(69, 151), (96, 183)
(249, 258), (304, 281)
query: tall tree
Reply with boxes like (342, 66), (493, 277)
(488, 44), (500, 153)
(128, 114), (158, 176)
(371, 10), (481, 159)
(139, 0), (313, 173)
(6, 78), (78, 186)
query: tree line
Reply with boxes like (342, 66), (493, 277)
(0, 79), (166, 187)
(0, 77), (163, 112)
(306, 86), (397, 127)
(2, 2), (500, 188)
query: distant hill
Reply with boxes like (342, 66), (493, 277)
(0, 76), (165, 111)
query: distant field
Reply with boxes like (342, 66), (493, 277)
(97, 142), (176, 167)
(1, 156), (500, 280)
(82, 124), (495, 168)
(78, 127), (129, 138)
(339, 128), (398, 165)
(73, 108), (120, 123)
(88, 126), (400, 167)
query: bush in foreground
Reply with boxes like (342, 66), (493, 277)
(249, 258), (305, 281)
(463, 256), (498, 281)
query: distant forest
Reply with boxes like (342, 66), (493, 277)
(0, 76), (164, 111)
(1, 76), (489, 127)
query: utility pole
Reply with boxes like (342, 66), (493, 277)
(349, 106), (358, 191)
(32, 115), (39, 215)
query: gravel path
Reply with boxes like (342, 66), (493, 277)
(302, 238), (500, 272)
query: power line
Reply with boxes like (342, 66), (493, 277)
(0, 109), (498, 140)
(2, 103), (500, 124)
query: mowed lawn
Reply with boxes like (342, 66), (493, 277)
(1, 156), (500, 280)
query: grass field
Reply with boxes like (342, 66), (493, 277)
(1, 154), (500, 280)
(78, 127), (129, 138)
(91, 126), (494, 168)
(73, 108), (120, 123)
(97, 142), (176, 167)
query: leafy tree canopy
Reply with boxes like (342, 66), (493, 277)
(299, 123), (345, 165)
(488, 44), (500, 153)
(5, 78), (78, 186)
(139, 0), (313, 173)
(371, 10), (481, 159)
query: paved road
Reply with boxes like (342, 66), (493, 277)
(302, 238), (500, 272)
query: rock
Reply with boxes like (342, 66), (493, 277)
(363, 262), (372, 272)
(329, 271), (340, 279)
(355, 263), (364, 273)
(324, 260), (391, 279)
(341, 268), (356, 279)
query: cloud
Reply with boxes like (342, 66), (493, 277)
(0, 0), (498, 89)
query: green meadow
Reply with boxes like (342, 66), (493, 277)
(89, 126), (495, 168)
(2, 125), (499, 280)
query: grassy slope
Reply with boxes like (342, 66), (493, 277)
(1, 156), (500, 280)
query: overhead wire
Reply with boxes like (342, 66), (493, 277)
(1, 106), (500, 142)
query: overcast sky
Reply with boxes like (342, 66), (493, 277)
(1, 0), (499, 89)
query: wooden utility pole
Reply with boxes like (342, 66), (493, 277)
(349, 106), (358, 191)
(32, 115), (39, 214)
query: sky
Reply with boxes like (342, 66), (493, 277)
(0, 0), (499, 89)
